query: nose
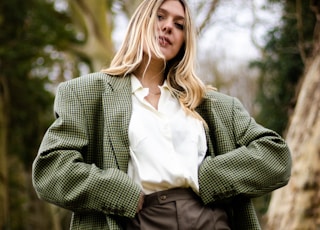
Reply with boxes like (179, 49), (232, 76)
(161, 20), (172, 34)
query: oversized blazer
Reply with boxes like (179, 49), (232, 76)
(32, 72), (291, 229)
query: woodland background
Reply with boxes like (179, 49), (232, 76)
(0, 0), (319, 229)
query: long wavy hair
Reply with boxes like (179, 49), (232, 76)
(101, 0), (206, 121)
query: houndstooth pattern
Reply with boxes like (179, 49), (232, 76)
(32, 72), (291, 229)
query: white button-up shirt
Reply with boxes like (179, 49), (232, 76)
(128, 75), (207, 194)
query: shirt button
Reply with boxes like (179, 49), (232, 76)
(160, 195), (167, 200)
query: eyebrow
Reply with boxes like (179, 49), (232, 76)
(158, 8), (185, 21)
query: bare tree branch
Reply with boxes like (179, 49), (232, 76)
(296, 0), (307, 64)
(310, 0), (320, 56)
(67, 0), (115, 70)
(197, 0), (220, 35)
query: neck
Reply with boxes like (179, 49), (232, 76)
(133, 56), (165, 87)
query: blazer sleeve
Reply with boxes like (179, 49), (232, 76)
(32, 82), (140, 218)
(198, 96), (292, 205)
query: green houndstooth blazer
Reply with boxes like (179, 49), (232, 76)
(32, 72), (291, 229)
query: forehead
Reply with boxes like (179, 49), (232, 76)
(158, 0), (185, 19)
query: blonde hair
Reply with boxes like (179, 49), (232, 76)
(101, 0), (206, 121)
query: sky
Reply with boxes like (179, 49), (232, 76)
(194, 0), (282, 62)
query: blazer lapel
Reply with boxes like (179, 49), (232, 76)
(102, 76), (132, 172)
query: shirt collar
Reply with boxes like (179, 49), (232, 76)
(131, 74), (143, 93)
(131, 74), (169, 93)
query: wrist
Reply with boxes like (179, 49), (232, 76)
(136, 191), (145, 213)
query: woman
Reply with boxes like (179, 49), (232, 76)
(32, 0), (292, 229)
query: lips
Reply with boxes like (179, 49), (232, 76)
(159, 36), (172, 46)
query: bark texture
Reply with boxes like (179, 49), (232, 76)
(0, 76), (9, 229)
(266, 55), (320, 229)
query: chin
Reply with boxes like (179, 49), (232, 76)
(162, 53), (175, 61)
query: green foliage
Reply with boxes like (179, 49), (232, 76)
(251, 0), (316, 135)
(0, 0), (76, 168)
(0, 0), (78, 228)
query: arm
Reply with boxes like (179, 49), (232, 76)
(32, 82), (140, 218)
(198, 97), (292, 205)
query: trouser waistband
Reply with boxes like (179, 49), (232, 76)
(143, 187), (200, 208)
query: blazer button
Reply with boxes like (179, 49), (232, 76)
(160, 195), (167, 200)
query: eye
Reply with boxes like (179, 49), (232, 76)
(175, 23), (184, 30)
(157, 14), (164, 21)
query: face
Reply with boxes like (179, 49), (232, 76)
(156, 0), (185, 61)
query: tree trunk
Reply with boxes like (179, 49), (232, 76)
(68, 0), (115, 71)
(265, 55), (320, 230)
(266, 2), (320, 229)
(0, 76), (9, 229)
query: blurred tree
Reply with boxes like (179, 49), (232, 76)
(198, 48), (259, 115)
(266, 0), (320, 228)
(0, 0), (77, 228)
(67, 0), (117, 71)
(251, 0), (315, 135)
(67, 0), (221, 72)
(0, 64), (9, 230)
(249, 0), (316, 227)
